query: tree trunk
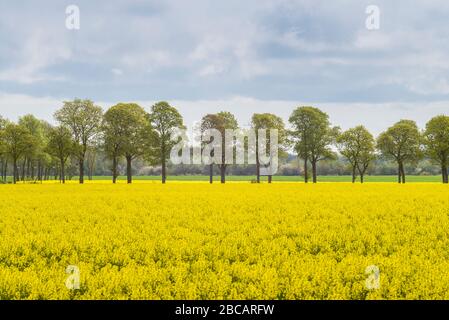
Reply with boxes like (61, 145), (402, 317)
(21, 158), (26, 181)
(161, 158), (166, 184)
(209, 164), (213, 184)
(89, 160), (94, 180)
(3, 160), (7, 182)
(61, 159), (66, 184)
(357, 165), (366, 184)
(13, 158), (17, 184)
(37, 161), (41, 181)
(256, 142), (260, 183)
(444, 166), (449, 183)
(26, 159), (31, 180)
(161, 143), (166, 184)
(268, 175), (272, 183)
(220, 165), (225, 184)
(442, 164), (448, 184)
(304, 158), (308, 183)
(397, 162), (402, 183)
(79, 157), (85, 184)
(31, 162), (35, 181)
(126, 155), (132, 184)
(445, 166), (449, 184)
(352, 165), (356, 183)
(401, 163), (406, 184)
(17, 162), (21, 182)
(311, 160), (317, 183)
(112, 156), (118, 184)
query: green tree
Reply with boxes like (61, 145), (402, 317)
(18, 114), (45, 181)
(200, 114), (221, 184)
(0, 116), (10, 182)
(103, 103), (154, 184)
(423, 115), (449, 183)
(86, 146), (98, 181)
(46, 126), (74, 184)
(103, 106), (125, 183)
(337, 126), (376, 183)
(54, 99), (103, 184)
(1, 123), (34, 184)
(149, 102), (184, 184)
(289, 106), (337, 183)
(376, 120), (422, 184)
(214, 112), (238, 184)
(251, 113), (286, 183)
(38, 121), (55, 182)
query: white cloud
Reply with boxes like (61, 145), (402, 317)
(111, 68), (123, 76)
(280, 30), (334, 53)
(198, 64), (227, 76)
(0, 92), (61, 122)
(2, 1), (449, 102)
(0, 29), (71, 84)
(354, 30), (392, 50)
(121, 50), (173, 72)
(403, 76), (449, 95)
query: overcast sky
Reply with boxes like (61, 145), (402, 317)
(1, 0), (449, 134)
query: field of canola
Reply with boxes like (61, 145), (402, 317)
(0, 182), (449, 300)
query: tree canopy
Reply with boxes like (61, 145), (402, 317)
(54, 99), (103, 184)
(149, 101), (184, 184)
(423, 115), (449, 183)
(377, 120), (422, 183)
(337, 125), (375, 183)
(289, 106), (338, 183)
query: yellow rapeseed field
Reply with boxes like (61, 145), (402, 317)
(1, 182), (449, 300)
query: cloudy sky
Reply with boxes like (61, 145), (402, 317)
(1, 0), (449, 134)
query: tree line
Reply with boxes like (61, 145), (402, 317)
(0, 100), (448, 184)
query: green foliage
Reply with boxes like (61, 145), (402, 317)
(2, 123), (35, 160)
(251, 113), (287, 148)
(201, 111), (239, 140)
(148, 101), (184, 164)
(1, 123), (36, 183)
(376, 120), (422, 183)
(200, 113), (238, 170)
(103, 103), (154, 160)
(45, 126), (75, 163)
(3, 100), (449, 184)
(423, 115), (449, 183)
(424, 115), (449, 164)
(251, 113), (288, 172)
(337, 125), (376, 182)
(54, 99), (103, 159)
(376, 120), (422, 163)
(288, 106), (339, 182)
(288, 106), (338, 162)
